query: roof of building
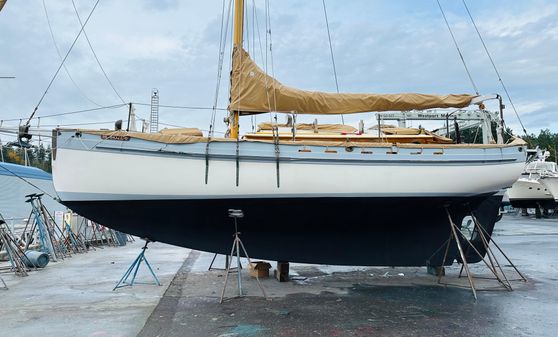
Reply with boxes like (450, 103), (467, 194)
(0, 162), (52, 181)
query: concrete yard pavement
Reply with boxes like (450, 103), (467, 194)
(1, 214), (557, 337)
(138, 214), (558, 337)
(0, 240), (190, 337)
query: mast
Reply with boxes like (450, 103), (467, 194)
(230, 0), (244, 139)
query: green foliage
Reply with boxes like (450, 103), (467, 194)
(1, 144), (52, 172)
(441, 123), (558, 163)
(523, 129), (558, 162)
(450, 122), (514, 145)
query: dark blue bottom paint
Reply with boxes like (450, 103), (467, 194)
(62, 194), (502, 266)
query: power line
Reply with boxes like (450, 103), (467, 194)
(461, 0), (527, 135)
(27, 0), (101, 126)
(71, 0), (126, 104)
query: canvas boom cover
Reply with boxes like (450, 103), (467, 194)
(229, 47), (475, 115)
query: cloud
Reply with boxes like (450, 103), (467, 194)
(0, 0), (556, 137)
(141, 0), (179, 11)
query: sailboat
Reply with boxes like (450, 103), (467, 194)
(50, 1), (526, 266)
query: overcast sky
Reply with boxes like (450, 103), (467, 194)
(1, 0), (557, 141)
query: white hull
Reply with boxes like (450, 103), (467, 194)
(53, 147), (524, 201)
(507, 177), (556, 209)
(49, 130), (526, 266)
(539, 176), (558, 201)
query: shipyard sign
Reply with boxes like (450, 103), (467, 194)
(380, 112), (453, 119)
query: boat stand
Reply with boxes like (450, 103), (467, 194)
(438, 208), (526, 300)
(208, 253), (241, 271)
(113, 240), (161, 290)
(0, 218), (32, 277)
(0, 275), (7, 290)
(220, 209), (266, 303)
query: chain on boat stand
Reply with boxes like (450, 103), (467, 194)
(435, 206), (527, 300)
(113, 239), (161, 291)
(220, 209), (267, 303)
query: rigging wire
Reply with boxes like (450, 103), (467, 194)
(2, 103), (127, 123)
(27, 0), (101, 126)
(250, 0), (257, 129)
(42, 0), (102, 107)
(321, 0), (344, 125)
(461, 0), (527, 135)
(132, 102), (227, 111)
(266, 0), (278, 115)
(436, 0), (479, 95)
(40, 120), (123, 127)
(71, 0), (126, 104)
(209, 0), (233, 138)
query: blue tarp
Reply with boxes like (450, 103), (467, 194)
(0, 162), (52, 180)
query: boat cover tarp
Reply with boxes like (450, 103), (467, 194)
(258, 122), (358, 133)
(77, 130), (226, 144)
(74, 129), (526, 149)
(159, 127), (203, 137)
(229, 47), (476, 115)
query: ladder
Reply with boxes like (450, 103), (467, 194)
(150, 88), (159, 133)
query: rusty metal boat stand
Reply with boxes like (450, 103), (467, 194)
(437, 207), (527, 300)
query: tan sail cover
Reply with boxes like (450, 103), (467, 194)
(0, 0), (6, 12)
(229, 47), (475, 115)
(159, 127), (203, 137)
(258, 122), (357, 134)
